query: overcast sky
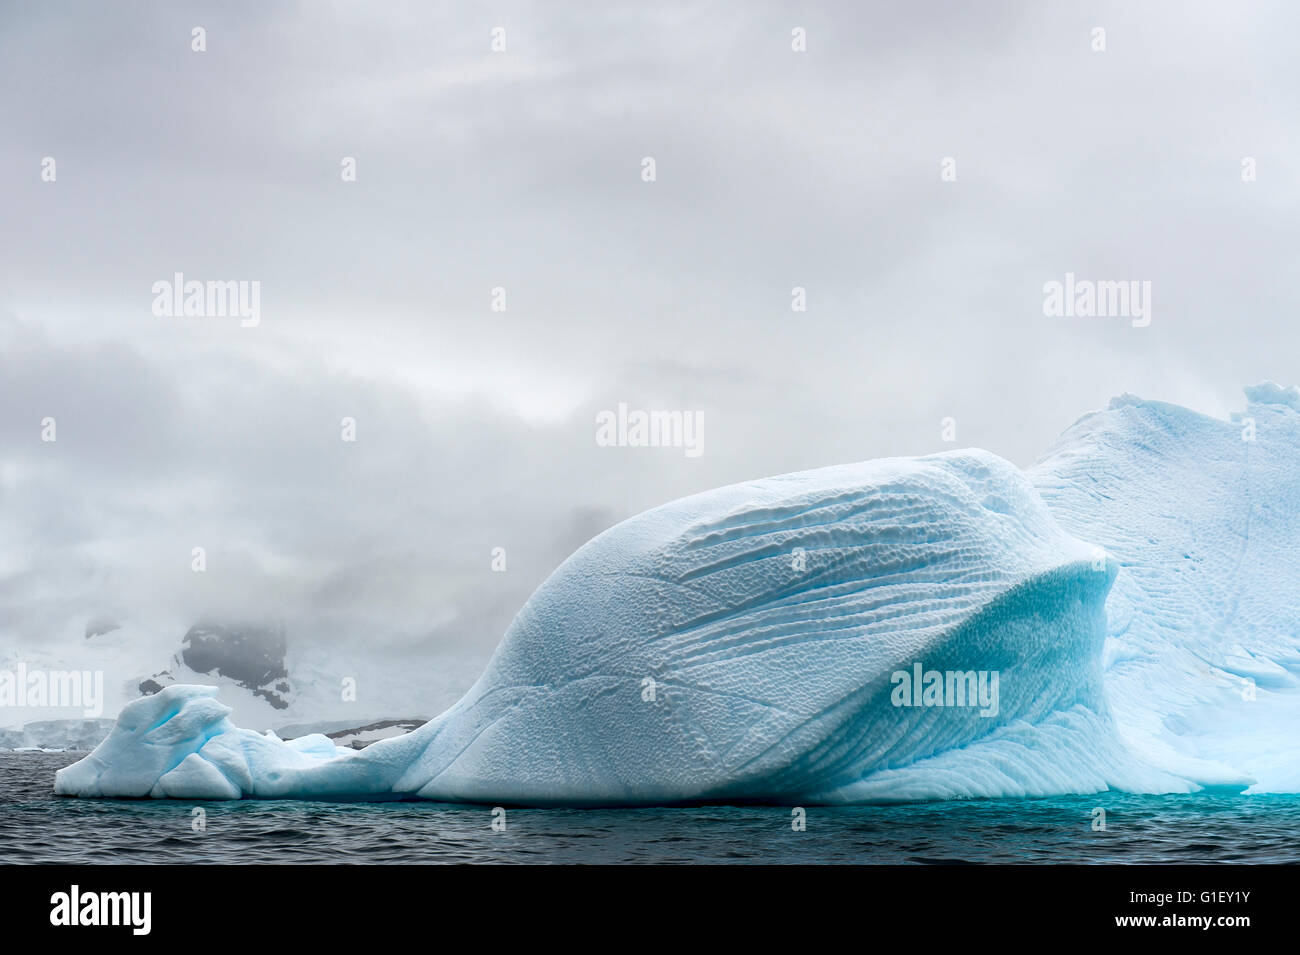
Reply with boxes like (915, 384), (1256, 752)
(3, 0), (1299, 664)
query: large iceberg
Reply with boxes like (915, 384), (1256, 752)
(54, 389), (1300, 803)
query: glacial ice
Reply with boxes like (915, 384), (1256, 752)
(54, 389), (1300, 803)
(1031, 386), (1300, 794)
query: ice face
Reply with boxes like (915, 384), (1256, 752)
(1031, 384), (1300, 794)
(54, 390), (1300, 804)
(394, 449), (1181, 804)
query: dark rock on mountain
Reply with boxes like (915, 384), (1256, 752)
(138, 622), (292, 709)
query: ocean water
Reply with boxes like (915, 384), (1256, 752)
(3, 752), (1298, 864)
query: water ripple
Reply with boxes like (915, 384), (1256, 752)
(3, 753), (1299, 864)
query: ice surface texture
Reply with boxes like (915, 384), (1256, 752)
(55, 389), (1299, 803)
(1032, 387), (1300, 794)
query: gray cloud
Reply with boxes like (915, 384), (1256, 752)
(3, 1), (1299, 664)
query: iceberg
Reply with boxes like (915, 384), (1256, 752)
(0, 718), (114, 752)
(1030, 385), (1300, 794)
(54, 389), (1300, 803)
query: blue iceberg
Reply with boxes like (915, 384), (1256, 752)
(54, 388), (1300, 803)
(1031, 385), (1300, 795)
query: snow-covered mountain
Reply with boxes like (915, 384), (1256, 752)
(138, 622), (293, 711)
(1, 618), (485, 749)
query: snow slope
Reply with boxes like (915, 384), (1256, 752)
(55, 450), (1199, 802)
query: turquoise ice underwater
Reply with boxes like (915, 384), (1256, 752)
(54, 385), (1300, 804)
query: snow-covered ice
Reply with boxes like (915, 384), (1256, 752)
(54, 388), (1300, 803)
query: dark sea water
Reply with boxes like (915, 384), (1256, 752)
(3, 752), (1298, 864)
